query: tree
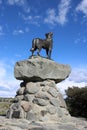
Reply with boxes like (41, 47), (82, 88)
(65, 86), (87, 118)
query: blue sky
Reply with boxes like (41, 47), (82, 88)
(0, 0), (87, 97)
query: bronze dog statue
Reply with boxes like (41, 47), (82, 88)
(30, 32), (53, 59)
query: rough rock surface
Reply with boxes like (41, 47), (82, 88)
(14, 56), (71, 83)
(6, 56), (75, 129)
(7, 80), (71, 123)
(0, 116), (87, 130)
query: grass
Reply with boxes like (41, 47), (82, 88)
(0, 98), (12, 116)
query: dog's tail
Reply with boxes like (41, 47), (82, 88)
(30, 39), (36, 51)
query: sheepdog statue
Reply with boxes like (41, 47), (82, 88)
(30, 32), (53, 59)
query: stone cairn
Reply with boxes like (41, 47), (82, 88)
(7, 56), (71, 123)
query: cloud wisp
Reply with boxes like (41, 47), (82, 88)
(44, 0), (71, 26)
(57, 0), (71, 25)
(0, 61), (20, 97)
(76, 0), (87, 16)
(69, 67), (87, 82)
(44, 9), (56, 25)
(12, 27), (30, 35)
(0, 25), (5, 35)
(57, 67), (87, 97)
(7, 0), (30, 13)
(21, 13), (41, 27)
(13, 29), (24, 35)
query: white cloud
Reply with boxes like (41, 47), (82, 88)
(13, 27), (30, 35)
(13, 29), (24, 35)
(22, 14), (33, 21)
(0, 63), (6, 79)
(44, 0), (71, 26)
(69, 68), (87, 82)
(21, 14), (41, 26)
(57, 79), (86, 98)
(0, 25), (5, 35)
(0, 61), (20, 97)
(57, 67), (87, 97)
(8, 0), (24, 6)
(44, 9), (56, 25)
(76, 0), (87, 16)
(7, 0), (30, 13)
(57, 0), (71, 25)
(0, 79), (20, 97)
(74, 35), (87, 46)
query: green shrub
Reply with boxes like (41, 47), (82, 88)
(65, 86), (87, 118)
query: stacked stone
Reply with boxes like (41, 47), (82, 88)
(7, 56), (71, 123)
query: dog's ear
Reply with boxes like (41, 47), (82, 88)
(50, 32), (53, 35)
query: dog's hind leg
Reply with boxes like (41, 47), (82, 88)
(37, 48), (41, 56)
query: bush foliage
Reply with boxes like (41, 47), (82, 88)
(65, 86), (87, 118)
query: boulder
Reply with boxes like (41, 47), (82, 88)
(7, 56), (72, 123)
(20, 101), (31, 112)
(14, 56), (71, 83)
(7, 80), (71, 122)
